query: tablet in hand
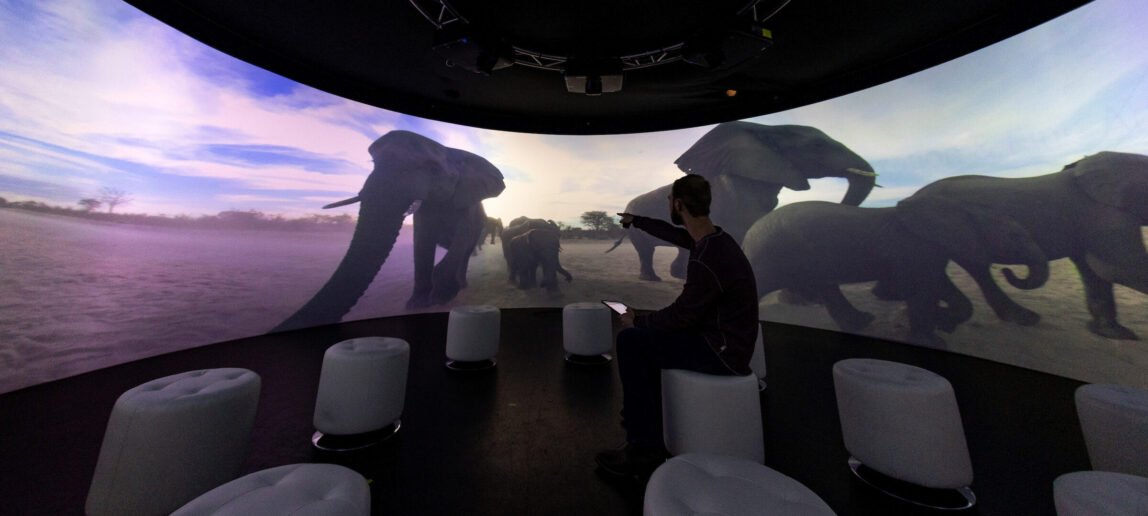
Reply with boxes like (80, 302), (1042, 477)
(601, 300), (628, 315)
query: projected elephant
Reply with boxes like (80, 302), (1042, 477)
(880, 151), (1148, 339)
(502, 217), (572, 292)
(743, 198), (1048, 346)
(607, 121), (878, 281)
(273, 131), (505, 333)
(474, 216), (503, 252)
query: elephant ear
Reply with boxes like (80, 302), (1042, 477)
(674, 121), (874, 191)
(444, 147), (506, 208)
(365, 130), (452, 200)
(368, 130), (448, 170)
(895, 197), (991, 265)
(1069, 151), (1148, 215)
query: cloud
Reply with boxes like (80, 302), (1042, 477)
(0, 0), (398, 213)
(2, 0), (1147, 223)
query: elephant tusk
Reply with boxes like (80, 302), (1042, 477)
(322, 196), (361, 209)
(845, 168), (878, 177)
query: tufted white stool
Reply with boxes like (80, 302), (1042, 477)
(445, 304), (501, 371)
(661, 369), (764, 463)
(750, 325), (767, 391)
(313, 337), (409, 451)
(1075, 383), (1148, 477)
(1053, 471), (1148, 516)
(562, 302), (613, 364)
(85, 368), (261, 516)
(832, 358), (974, 510)
(644, 453), (836, 516)
(171, 463), (370, 516)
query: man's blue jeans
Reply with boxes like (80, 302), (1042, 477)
(616, 327), (734, 446)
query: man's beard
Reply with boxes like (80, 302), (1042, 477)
(670, 208), (683, 226)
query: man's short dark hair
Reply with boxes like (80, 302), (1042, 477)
(671, 174), (711, 217)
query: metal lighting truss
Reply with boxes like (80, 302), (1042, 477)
(407, 0), (789, 73)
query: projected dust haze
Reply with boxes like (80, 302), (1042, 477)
(1, 0), (1146, 393)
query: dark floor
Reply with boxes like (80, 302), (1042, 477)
(0, 308), (1091, 515)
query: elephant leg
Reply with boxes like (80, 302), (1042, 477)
(1074, 256), (1139, 340)
(934, 275), (974, 333)
(522, 261), (538, 289)
(633, 237), (661, 282)
(406, 214), (437, 309)
(963, 262), (1040, 326)
(457, 247), (472, 290)
(1084, 225), (1148, 297)
(428, 247), (467, 305)
(870, 279), (906, 301)
(905, 273), (946, 348)
(427, 211), (481, 305)
(818, 285), (874, 331)
(669, 248), (688, 279)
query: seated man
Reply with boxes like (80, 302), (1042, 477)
(596, 173), (759, 479)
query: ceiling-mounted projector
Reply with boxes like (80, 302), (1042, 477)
(432, 24), (514, 75)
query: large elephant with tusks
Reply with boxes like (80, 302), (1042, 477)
(273, 131), (505, 333)
(607, 122), (878, 281)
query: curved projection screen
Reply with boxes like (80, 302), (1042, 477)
(1, 0), (1145, 394)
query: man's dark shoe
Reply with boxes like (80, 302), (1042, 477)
(595, 443), (668, 479)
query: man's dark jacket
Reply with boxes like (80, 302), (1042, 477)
(630, 215), (759, 375)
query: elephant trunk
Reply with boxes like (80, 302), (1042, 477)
(840, 168), (877, 206)
(1001, 248), (1050, 290)
(272, 198), (410, 333)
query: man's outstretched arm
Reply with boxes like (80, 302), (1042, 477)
(617, 213), (693, 249)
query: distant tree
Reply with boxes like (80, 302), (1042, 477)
(0, 197), (7, 206)
(580, 210), (617, 232)
(217, 210), (267, 228)
(99, 187), (132, 214)
(78, 198), (102, 212)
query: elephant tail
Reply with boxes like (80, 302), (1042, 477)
(1002, 261), (1050, 290)
(605, 233), (628, 253)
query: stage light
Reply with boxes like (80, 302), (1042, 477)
(563, 58), (623, 95)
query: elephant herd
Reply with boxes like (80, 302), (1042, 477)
(274, 126), (1148, 349)
(739, 150), (1148, 345)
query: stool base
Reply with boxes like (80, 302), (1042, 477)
(445, 358), (497, 371)
(312, 420), (401, 452)
(848, 456), (975, 510)
(564, 352), (613, 365)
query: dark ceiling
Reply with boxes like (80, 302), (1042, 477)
(124, 0), (1090, 135)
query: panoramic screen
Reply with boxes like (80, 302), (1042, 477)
(1, 0), (1145, 394)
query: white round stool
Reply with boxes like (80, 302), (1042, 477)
(661, 369), (764, 463)
(1075, 383), (1148, 477)
(832, 358), (975, 510)
(644, 453), (836, 516)
(1054, 471), (1148, 516)
(750, 325), (766, 391)
(563, 302), (613, 364)
(445, 305), (500, 371)
(313, 337), (409, 451)
(85, 369), (261, 516)
(171, 463), (370, 516)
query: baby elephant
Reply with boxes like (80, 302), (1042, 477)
(502, 218), (573, 292)
(743, 198), (1048, 346)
